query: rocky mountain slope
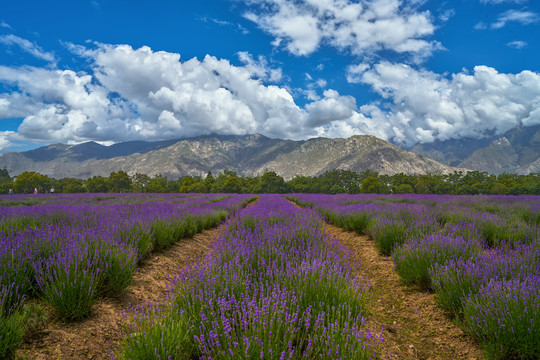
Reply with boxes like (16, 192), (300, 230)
(411, 125), (540, 174)
(0, 134), (461, 180)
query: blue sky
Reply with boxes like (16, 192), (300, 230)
(0, 0), (539, 152)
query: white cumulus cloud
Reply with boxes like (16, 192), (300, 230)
(243, 0), (438, 58)
(305, 89), (357, 127)
(2, 42), (540, 151)
(0, 43), (316, 149)
(350, 62), (540, 145)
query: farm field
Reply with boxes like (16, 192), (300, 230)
(288, 193), (540, 360)
(0, 192), (538, 359)
(0, 193), (255, 359)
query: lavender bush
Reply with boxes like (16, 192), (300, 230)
(366, 215), (408, 256)
(33, 244), (105, 320)
(430, 243), (540, 317)
(0, 282), (27, 359)
(392, 234), (482, 289)
(463, 276), (540, 360)
(0, 312), (25, 359)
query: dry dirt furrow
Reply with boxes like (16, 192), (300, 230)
(324, 224), (485, 360)
(16, 226), (223, 360)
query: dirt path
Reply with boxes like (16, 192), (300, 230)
(16, 226), (223, 360)
(324, 224), (485, 360)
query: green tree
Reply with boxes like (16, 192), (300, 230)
(86, 176), (109, 193)
(515, 174), (540, 194)
(329, 184), (346, 194)
(287, 175), (313, 193)
(390, 173), (417, 193)
(108, 171), (132, 193)
(13, 172), (52, 194)
(0, 168), (10, 182)
(454, 171), (491, 194)
(490, 182), (509, 195)
(203, 171), (215, 192)
(0, 168), (13, 194)
(181, 182), (206, 193)
(166, 177), (183, 193)
(211, 170), (238, 193)
(360, 176), (382, 193)
(222, 176), (242, 193)
(60, 178), (86, 193)
(414, 178), (430, 194)
(431, 175), (454, 194)
(254, 171), (289, 193)
(131, 173), (151, 192)
(315, 170), (362, 194)
(145, 180), (167, 193)
(394, 183), (414, 194)
(178, 176), (193, 193)
(179, 175), (206, 193)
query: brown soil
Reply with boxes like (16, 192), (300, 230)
(16, 226), (223, 360)
(324, 224), (485, 360)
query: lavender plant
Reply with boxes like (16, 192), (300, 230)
(463, 276), (540, 360)
(33, 244), (105, 320)
(442, 222), (485, 247)
(430, 243), (540, 317)
(0, 312), (25, 360)
(120, 303), (195, 360)
(0, 282), (25, 318)
(392, 234), (482, 289)
(100, 243), (138, 295)
(0, 282), (27, 359)
(320, 208), (372, 234)
(366, 215), (408, 256)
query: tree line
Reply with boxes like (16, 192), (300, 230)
(1, 168), (539, 195)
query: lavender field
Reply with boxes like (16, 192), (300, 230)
(289, 193), (540, 360)
(0, 193), (255, 358)
(0, 193), (538, 359)
(117, 194), (381, 359)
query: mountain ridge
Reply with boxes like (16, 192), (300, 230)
(0, 134), (462, 180)
(410, 124), (540, 174)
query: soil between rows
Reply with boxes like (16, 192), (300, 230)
(16, 226), (223, 360)
(324, 224), (485, 360)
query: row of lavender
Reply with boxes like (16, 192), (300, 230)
(0, 193), (255, 359)
(288, 193), (540, 360)
(116, 194), (382, 359)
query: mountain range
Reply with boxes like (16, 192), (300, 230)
(0, 134), (460, 180)
(1, 124), (538, 180)
(410, 124), (540, 175)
